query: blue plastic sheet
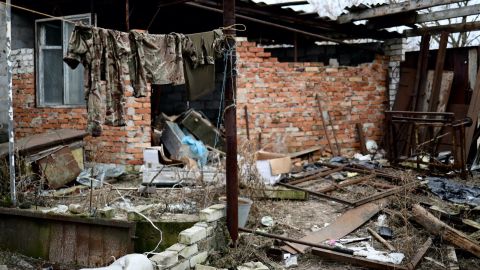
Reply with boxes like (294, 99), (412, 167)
(181, 135), (208, 166)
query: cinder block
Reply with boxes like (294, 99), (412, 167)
(169, 259), (190, 270)
(179, 244), (198, 259)
(195, 265), (217, 270)
(167, 243), (187, 253)
(189, 251), (209, 268)
(199, 208), (224, 222)
(150, 251), (178, 268)
(179, 226), (207, 244)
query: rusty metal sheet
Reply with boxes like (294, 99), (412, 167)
(37, 147), (81, 189)
(282, 198), (390, 254)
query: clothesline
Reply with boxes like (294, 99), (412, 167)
(2, 1), (247, 34)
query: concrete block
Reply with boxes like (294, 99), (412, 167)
(197, 236), (216, 252)
(199, 207), (224, 222)
(151, 251), (178, 268)
(179, 226), (207, 244)
(195, 265), (217, 270)
(209, 204), (226, 211)
(167, 243), (187, 253)
(169, 259), (190, 270)
(189, 251), (208, 268)
(179, 243), (198, 259)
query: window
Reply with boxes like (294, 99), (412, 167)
(35, 14), (92, 107)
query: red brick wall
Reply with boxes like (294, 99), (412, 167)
(12, 49), (150, 166)
(12, 40), (388, 165)
(236, 41), (388, 156)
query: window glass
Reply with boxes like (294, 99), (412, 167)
(43, 49), (64, 104)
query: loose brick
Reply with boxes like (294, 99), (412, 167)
(150, 251), (178, 268)
(169, 259), (190, 270)
(199, 207), (225, 222)
(179, 243), (198, 259)
(189, 251), (208, 268)
(179, 226), (207, 245)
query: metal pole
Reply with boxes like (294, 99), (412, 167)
(223, 0), (239, 245)
(125, 0), (130, 31)
(6, 0), (16, 205)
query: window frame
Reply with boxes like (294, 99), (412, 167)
(35, 13), (94, 108)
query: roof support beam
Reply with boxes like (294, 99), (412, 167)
(404, 21), (480, 37)
(338, 0), (465, 24)
(269, 1), (309, 7)
(415, 3), (480, 24)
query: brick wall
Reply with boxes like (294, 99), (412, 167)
(12, 48), (151, 166)
(236, 41), (388, 156)
(384, 38), (406, 109)
(12, 39), (388, 165)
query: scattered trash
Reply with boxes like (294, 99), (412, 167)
(350, 243), (404, 264)
(427, 177), (480, 206)
(378, 226), (393, 239)
(237, 261), (269, 270)
(261, 216), (274, 227)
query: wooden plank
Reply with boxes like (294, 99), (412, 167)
(436, 71), (455, 113)
(288, 146), (322, 158)
(469, 48), (478, 91)
(405, 21), (480, 37)
(352, 181), (418, 207)
(463, 219), (480, 230)
(429, 32), (449, 112)
(416, 4), (480, 24)
(312, 247), (408, 270)
(465, 52), (480, 159)
(288, 167), (343, 185)
(337, 0), (463, 24)
(412, 35), (431, 111)
(315, 175), (372, 193)
(367, 227), (395, 251)
(406, 237), (432, 270)
(75, 224), (90, 266)
(411, 204), (480, 258)
(277, 182), (353, 206)
(281, 198), (389, 254)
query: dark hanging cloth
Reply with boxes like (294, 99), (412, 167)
(184, 29), (225, 101)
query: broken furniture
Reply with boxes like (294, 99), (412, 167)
(385, 111), (471, 178)
(0, 129), (87, 188)
(178, 109), (226, 152)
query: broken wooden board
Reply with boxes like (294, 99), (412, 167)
(282, 198), (389, 254)
(37, 147), (81, 189)
(312, 247), (408, 270)
(406, 237), (432, 270)
(420, 70), (454, 112)
(411, 204), (480, 258)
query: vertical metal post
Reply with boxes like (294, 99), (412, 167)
(125, 0), (130, 31)
(6, 0), (16, 205)
(223, 0), (238, 245)
(244, 105), (250, 140)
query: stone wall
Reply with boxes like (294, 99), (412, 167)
(150, 204), (227, 270)
(235, 40), (389, 156)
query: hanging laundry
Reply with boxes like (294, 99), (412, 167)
(129, 31), (196, 97)
(184, 29), (225, 101)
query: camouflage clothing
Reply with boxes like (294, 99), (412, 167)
(129, 31), (195, 97)
(184, 30), (225, 101)
(64, 25), (129, 136)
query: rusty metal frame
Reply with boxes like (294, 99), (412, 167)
(279, 163), (408, 207)
(385, 111), (470, 178)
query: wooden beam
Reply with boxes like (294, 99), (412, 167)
(428, 32), (449, 112)
(465, 52), (480, 159)
(269, 1), (309, 7)
(406, 237), (432, 270)
(338, 0), (464, 24)
(405, 21), (480, 37)
(411, 204), (480, 258)
(282, 198), (390, 254)
(416, 3), (480, 24)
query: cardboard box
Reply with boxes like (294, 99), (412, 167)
(255, 151), (292, 185)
